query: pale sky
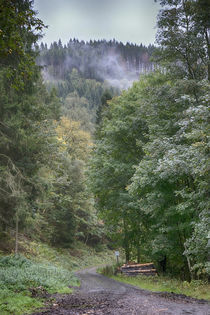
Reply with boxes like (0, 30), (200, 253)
(34, 0), (160, 46)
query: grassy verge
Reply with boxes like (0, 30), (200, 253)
(0, 239), (116, 314)
(99, 265), (210, 300)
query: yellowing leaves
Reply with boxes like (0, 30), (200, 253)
(56, 117), (92, 161)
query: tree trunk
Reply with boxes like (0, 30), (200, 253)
(137, 244), (140, 263)
(123, 217), (130, 263)
(184, 243), (194, 280)
(15, 213), (18, 255)
(124, 232), (130, 263)
(159, 255), (167, 272)
(204, 28), (210, 81)
(125, 245), (130, 263)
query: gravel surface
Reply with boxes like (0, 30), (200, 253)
(33, 267), (210, 315)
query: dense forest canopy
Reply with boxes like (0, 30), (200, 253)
(0, 0), (209, 283)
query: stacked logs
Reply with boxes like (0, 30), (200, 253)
(120, 262), (157, 276)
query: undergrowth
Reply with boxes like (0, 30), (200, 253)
(0, 254), (77, 314)
(21, 239), (115, 271)
(0, 239), (116, 314)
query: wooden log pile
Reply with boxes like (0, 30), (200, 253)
(120, 262), (157, 276)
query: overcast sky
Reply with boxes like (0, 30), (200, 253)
(34, 0), (161, 46)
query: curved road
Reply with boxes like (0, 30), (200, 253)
(34, 267), (210, 315)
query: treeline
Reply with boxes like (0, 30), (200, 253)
(0, 0), (105, 252)
(37, 39), (155, 82)
(90, 0), (210, 280)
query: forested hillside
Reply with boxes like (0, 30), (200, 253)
(37, 39), (155, 87)
(36, 40), (155, 132)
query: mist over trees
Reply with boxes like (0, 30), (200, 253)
(36, 39), (156, 132)
(37, 39), (155, 86)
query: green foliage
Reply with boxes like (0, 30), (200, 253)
(61, 91), (95, 132)
(155, 0), (210, 80)
(45, 68), (117, 133)
(89, 84), (147, 261)
(99, 264), (118, 277)
(127, 75), (209, 277)
(0, 0), (45, 92)
(0, 0), (64, 249)
(0, 255), (78, 292)
(91, 70), (209, 277)
(20, 238), (116, 271)
(0, 1), (43, 60)
(0, 290), (43, 315)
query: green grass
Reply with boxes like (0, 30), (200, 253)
(0, 239), (116, 314)
(0, 289), (43, 315)
(110, 274), (210, 300)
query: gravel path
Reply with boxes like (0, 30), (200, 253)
(33, 267), (210, 315)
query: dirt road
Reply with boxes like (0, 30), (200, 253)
(33, 267), (210, 315)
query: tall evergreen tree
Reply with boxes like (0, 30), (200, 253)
(0, 0), (59, 250)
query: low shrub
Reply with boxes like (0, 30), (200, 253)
(99, 263), (120, 276)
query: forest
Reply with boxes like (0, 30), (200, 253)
(0, 0), (209, 303)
